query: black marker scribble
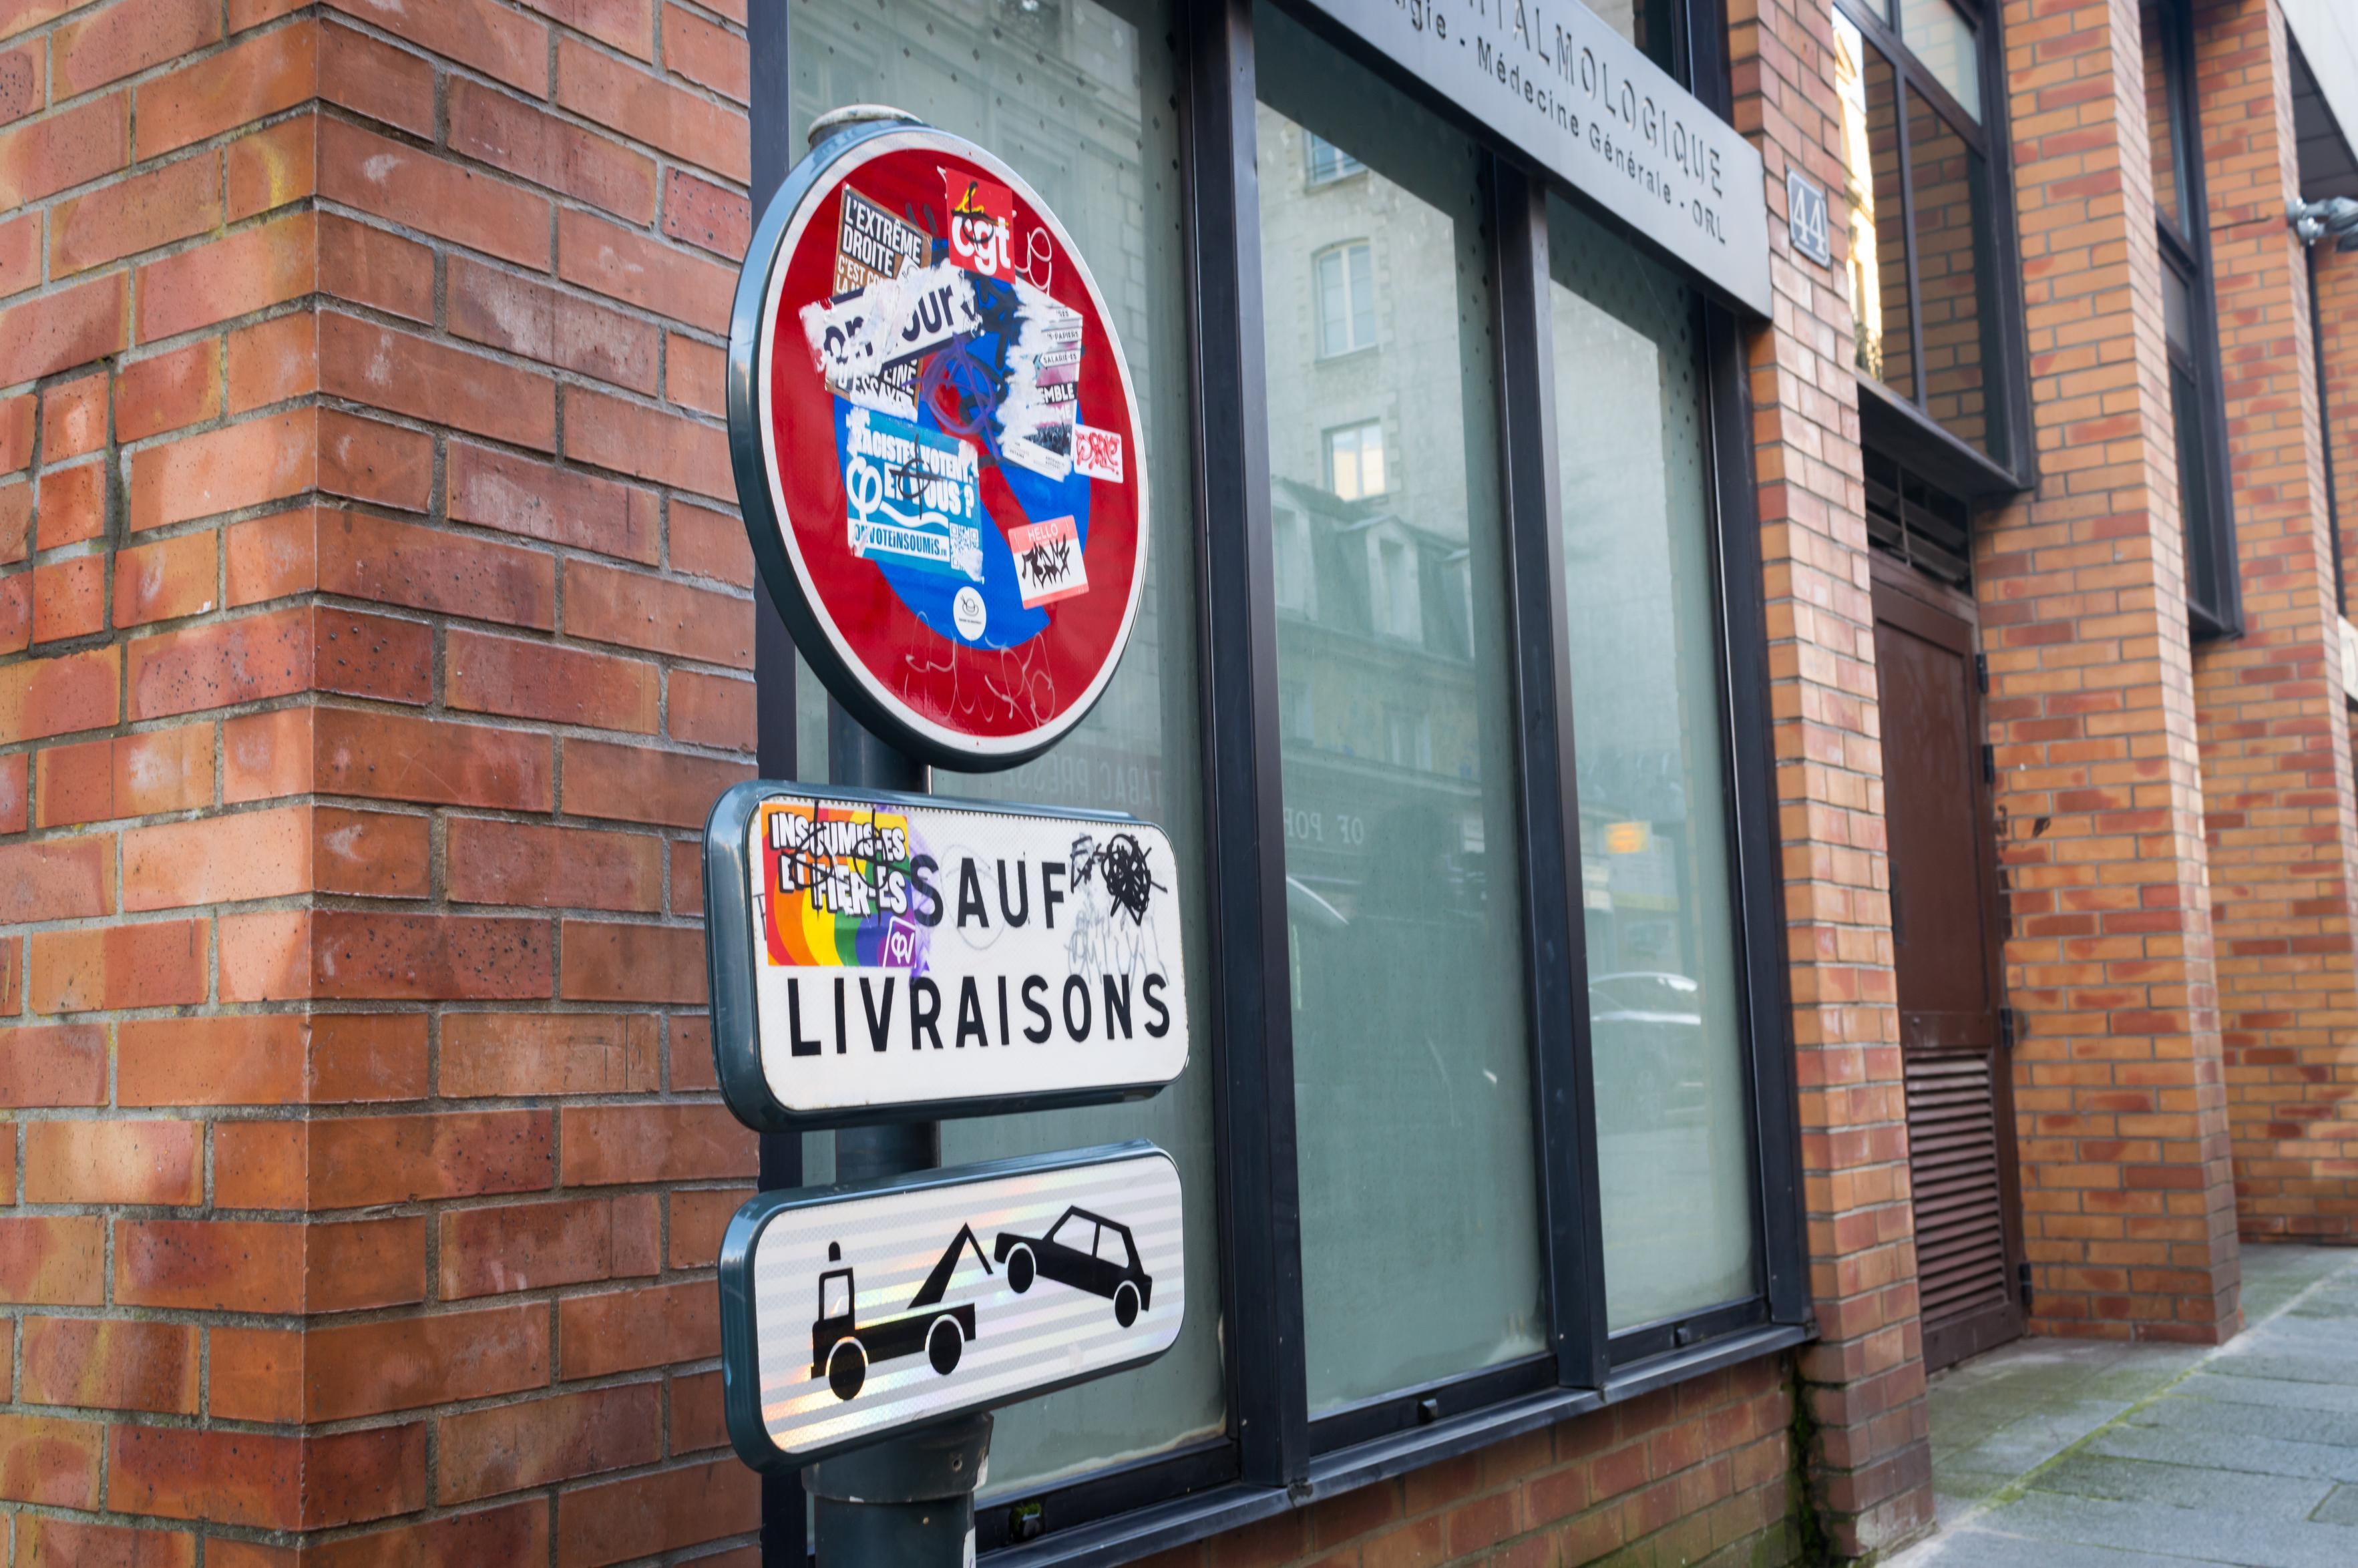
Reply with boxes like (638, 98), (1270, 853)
(1071, 833), (1160, 924)
(885, 444), (935, 505)
(1021, 535), (1074, 587)
(775, 809), (904, 916)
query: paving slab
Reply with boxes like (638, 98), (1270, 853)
(1977, 1489), (2358, 1568)
(2165, 1370), (2358, 1418)
(2125, 1394), (2358, 1450)
(2311, 1483), (2358, 1528)
(1891, 1245), (2358, 1567)
(2086, 1422), (2358, 1484)
(2031, 1452), (2335, 1519)
(1893, 1527), (2216, 1567)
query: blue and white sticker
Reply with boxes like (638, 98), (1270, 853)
(841, 407), (984, 582)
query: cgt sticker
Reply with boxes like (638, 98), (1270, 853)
(941, 168), (1016, 277)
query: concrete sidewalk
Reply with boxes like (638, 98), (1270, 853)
(1890, 1244), (2358, 1567)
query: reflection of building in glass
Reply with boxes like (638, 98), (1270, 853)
(1255, 105), (1493, 924)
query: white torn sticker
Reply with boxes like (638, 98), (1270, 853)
(997, 280), (1081, 481)
(801, 263), (980, 402)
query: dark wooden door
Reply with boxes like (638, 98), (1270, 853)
(1873, 572), (2025, 1370)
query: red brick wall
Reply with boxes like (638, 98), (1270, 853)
(2185, 0), (2358, 1243)
(0, 0), (1938, 1563)
(1734, 0), (1936, 1551)
(1976, 0), (2242, 1342)
(1134, 1358), (1797, 1568)
(0, 0), (765, 1559)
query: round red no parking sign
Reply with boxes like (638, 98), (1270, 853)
(727, 115), (1149, 770)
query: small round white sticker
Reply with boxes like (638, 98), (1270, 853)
(952, 586), (988, 641)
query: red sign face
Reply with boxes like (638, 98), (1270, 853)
(737, 125), (1149, 769)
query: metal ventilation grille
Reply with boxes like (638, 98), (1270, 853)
(1905, 1052), (2011, 1326)
(1864, 447), (1974, 588)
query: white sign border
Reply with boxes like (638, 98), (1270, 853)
(704, 780), (1191, 1133)
(717, 1140), (1184, 1471)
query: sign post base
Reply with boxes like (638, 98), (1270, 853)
(809, 1412), (992, 1566)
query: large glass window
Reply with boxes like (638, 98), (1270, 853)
(1908, 87), (1994, 453)
(1549, 197), (1758, 1332)
(788, 0), (1224, 1495)
(1833, 0), (2013, 468)
(2143, 0), (2239, 636)
(1255, 0), (1548, 1416)
(1838, 14), (1913, 397)
(757, 0), (1808, 1549)
(1587, 0), (1684, 74)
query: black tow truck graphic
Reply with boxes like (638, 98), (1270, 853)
(811, 1224), (992, 1401)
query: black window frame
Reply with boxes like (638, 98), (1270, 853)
(1834, 0), (2037, 503)
(2144, 0), (2243, 640)
(745, 0), (1814, 1561)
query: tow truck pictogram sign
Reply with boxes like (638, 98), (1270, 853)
(717, 1141), (1183, 1470)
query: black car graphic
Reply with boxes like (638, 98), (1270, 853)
(993, 1207), (1153, 1328)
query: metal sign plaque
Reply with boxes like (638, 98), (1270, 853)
(704, 781), (1189, 1131)
(727, 116), (1151, 769)
(719, 1142), (1184, 1470)
(1288, 0), (1772, 317)
(1787, 170), (1831, 268)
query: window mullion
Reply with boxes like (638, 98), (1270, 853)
(1704, 301), (1813, 1330)
(1489, 160), (1610, 1393)
(2156, 0), (2242, 636)
(1181, 0), (1312, 1489)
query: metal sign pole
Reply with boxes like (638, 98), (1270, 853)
(721, 104), (1175, 1565)
(805, 703), (989, 1565)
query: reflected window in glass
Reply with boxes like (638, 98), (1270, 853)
(1585, 0), (1684, 74)
(1907, 87), (2001, 460)
(1326, 419), (1387, 500)
(2142, 7), (2182, 230)
(1256, 0), (1548, 1415)
(1306, 130), (1364, 184)
(1316, 240), (1377, 357)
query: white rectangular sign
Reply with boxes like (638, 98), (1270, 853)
(718, 1143), (1184, 1467)
(1292, 0), (1772, 316)
(703, 783), (1191, 1130)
